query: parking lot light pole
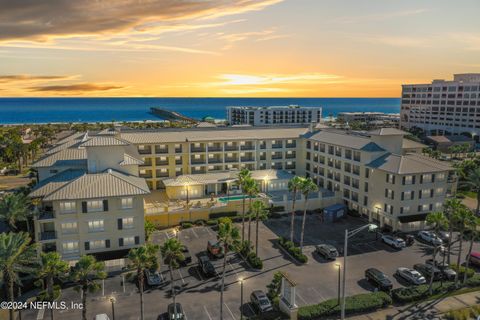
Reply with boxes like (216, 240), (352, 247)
(341, 224), (378, 320)
(239, 278), (244, 320)
(335, 263), (341, 304)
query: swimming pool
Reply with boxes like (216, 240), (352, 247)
(218, 195), (254, 202)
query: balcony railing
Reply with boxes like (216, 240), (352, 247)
(240, 157), (255, 162)
(286, 153), (296, 159)
(224, 145), (238, 151)
(38, 211), (55, 220)
(155, 160), (169, 166)
(225, 158), (238, 163)
(138, 148), (152, 155)
(272, 155), (283, 160)
(208, 158), (223, 164)
(39, 231), (57, 241)
(272, 144), (283, 149)
(286, 143), (296, 148)
(191, 159), (206, 165)
(175, 160), (182, 165)
(191, 147), (206, 153)
(175, 147), (183, 153)
(208, 146), (223, 152)
(240, 145), (255, 151)
(155, 147), (169, 154)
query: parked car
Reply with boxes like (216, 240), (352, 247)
(315, 244), (339, 260)
(250, 290), (273, 313)
(198, 255), (216, 278)
(418, 231), (443, 246)
(168, 303), (185, 320)
(144, 269), (163, 286)
(396, 267), (426, 285)
(180, 246), (192, 266)
(425, 259), (457, 280)
(381, 235), (406, 249)
(365, 268), (393, 291)
(437, 231), (451, 244)
(207, 240), (224, 259)
(394, 232), (415, 246)
(468, 251), (480, 267)
(413, 263), (443, 281)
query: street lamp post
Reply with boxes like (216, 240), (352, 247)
(335, 263), (341, 304)
(185, 184), (191, 221)
(239, 278), (244, 320)
(341, 223), (377, 320)
(109, 296), (116, 320)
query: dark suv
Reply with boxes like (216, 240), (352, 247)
(365, 268), (393, 291)
(198, 255), (216, 278)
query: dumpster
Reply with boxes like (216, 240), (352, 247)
(323, 203), (347, 222)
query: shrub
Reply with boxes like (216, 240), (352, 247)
(391, 281), (455, 303)
(277, 237), (308, 263)
(267, 271), (283, 306)
(218, 217), (232, 225)
(451, 264), (475, 279)
(445, 306), (480, 320)
(209, 211), (237, 219)
(194, 219), (206, 226)
(180, 221), (193, 229)
(206, 219), (218, 226)
(298, 292), (391, 319)
(247, 252), (263, 269)
(231, 216), (244, 223)
(465, 274), (480, 287)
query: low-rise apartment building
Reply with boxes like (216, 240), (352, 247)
(227, 105), (322, 126)
(400, 73), (480, 137)
(30, 125), (457, 260)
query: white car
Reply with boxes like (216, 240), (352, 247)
(418, 231), (443, 246)
(396, 267), (427, 285)
(381, 235), (406, 249)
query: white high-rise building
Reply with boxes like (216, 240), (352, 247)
(400, 74), (480, 137)
(227, 105), (322, 126)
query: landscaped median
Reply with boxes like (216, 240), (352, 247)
(277, 237), (308, 263)
(298, 292), (392, 319)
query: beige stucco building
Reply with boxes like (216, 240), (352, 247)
(30, 125), (457, 261)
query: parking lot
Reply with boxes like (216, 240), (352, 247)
(22, 215), (479, 320)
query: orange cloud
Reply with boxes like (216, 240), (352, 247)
(0, 74), (72, 82)
(28, 83), (123, 92)
(0, 0), (283, 42)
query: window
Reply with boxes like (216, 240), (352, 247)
(121, 197), (133, 209)
(436, 187), (444, 195)
(436, 173), (445, 181)
(384, 204), (393, 214)
(385, 189), (394, 200)
(62, 241), (79, 254)
(122, 217), (134, 229)
(386, 174), (395, 184)
(88, 220), (104, 232)
(89, 240), (106, 250)
(403, 175), (414, 185)
(402, 191), (414, 200)
(421, 174), (432, 183)
(400, 206), (410, 214)
(421, 189), (433, 198)
(365, 168), (370, 178)
(61, 222), (77, 234)
(419, 204), (431, 212)
(123, 236), (135, 246)
(60, 201), (76, 213)
(87, 200), (103, 212)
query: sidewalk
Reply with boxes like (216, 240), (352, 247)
(349, 291), (480, 320)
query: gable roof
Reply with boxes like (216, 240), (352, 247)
(38, 169), (150, 201)
(367, 153), (452, 174)
(80, 136), (130, 147)
(32, 148), (87, 168)
(368, 128), (407, 136)
(402, 138), (427, 149)
(29, 169), (86, 198)
(119, 153), (144, 166)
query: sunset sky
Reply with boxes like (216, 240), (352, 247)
(1, 0), (479, 97)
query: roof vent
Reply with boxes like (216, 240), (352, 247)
(107, 169), (112, 174)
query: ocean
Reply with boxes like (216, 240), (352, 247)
(0, 97), (400, 124)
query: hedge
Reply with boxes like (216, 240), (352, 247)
(247, 252), (263, 269)
(278, 237), (308, 263)
(209, 211), (237, 219)
(450, 264), (475, 279)
(180, 221), (193, 229)
(298, 292), (392, 319)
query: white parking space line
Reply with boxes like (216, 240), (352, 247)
(177, 269), (186, 285)
(228, 262), (239, 278)
(310, 287), (325, 302)
(205, 227), (214, 236)
(246, 303), (256, 316)
(183, 310), (189, 320)
(296, 291), (309, 306)
(224, 303), (237, 320)
(190, 228), (199, 239)
(203, 305), (213, 320)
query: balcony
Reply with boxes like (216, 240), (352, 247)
(140, 160), (153, 167)
(208, 158), (223, 164)
(156, 171), (169, 178)
(272, 143), (283, 149)
(224, 144), (238, 151)
(138, 147), (152, 155)
(260, 155), (266, 161)
(285, 164), (296, 170)
(155, 159), (169, 166)
(155, 146), (169, 154)
(272, 155), (283, 160)
(208, 146), (223, 152)
(240, 144), (255, 151)
(259, 143), (266, 150)
(191, 146), (206, 153)
(38, 211), (55, 220)
(191, 159), (206, 165)
(140, 172), (153, 178)
(286, 142), (296, 148)
(175, 159), (182, 165)
(240, 157), (255, 162)
(39, 231), (57, 241)
(175, 146), (183, 153)
(225, 157), (238, 163)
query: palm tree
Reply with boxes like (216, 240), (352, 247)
(453, 207), (475, 287)
(252, 200), (268, 256)
(236, 169), (251, 242)
(71, 255), (107, 320)
(127, 243), (159, 320)
(0, 192), (32, 232)
(443, 199), (463, 264)
(37, 252), (70, 320)
(462, 167), (480, 215)
(160, 238), (185, 317)
(426, 212), (448, 294)
(217, 220), (241, 320)
(0, 232), (37, 320)
(288, 176), (305, 242)
(463, 216), (480, 283)
(243, 177), (259, 244)
(299, 178), (319, 251)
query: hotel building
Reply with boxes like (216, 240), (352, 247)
(30, 125), (456, 261)
(227, 105), (322, 126)
(400, 73), (480, 137)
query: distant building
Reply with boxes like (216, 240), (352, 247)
(337, 112), (400, 126)
(227, 105), (322, 126)
(425, 135), (474, 153)
(400, 74), (480, 138)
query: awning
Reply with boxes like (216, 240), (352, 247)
(398, 213), (428, 223)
